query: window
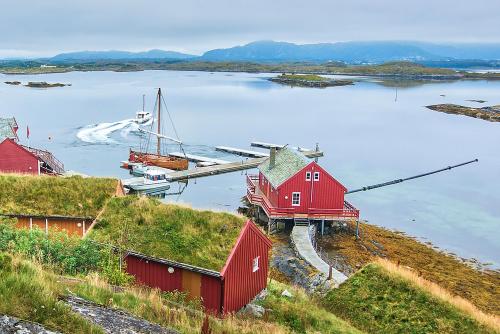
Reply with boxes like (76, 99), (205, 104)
(314, 172), (320, 181)
(305, 172), (311, 181)
(252, 256), (260, 272)
(292, 192), (300, 206)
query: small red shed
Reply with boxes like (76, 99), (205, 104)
(247, 147), (359, 222)
(124, 220), (272, 314)
(0, 138), (64, 175)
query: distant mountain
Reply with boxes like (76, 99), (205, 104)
(200, 41), (500, 63)
(50, 49), (195, 62)
(43, 41), (500, 64)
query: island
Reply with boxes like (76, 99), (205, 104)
(426, 104), (500, 122)
(4, 81), (21, 85)
(24, 81), (71, 88)
(269, 73), (354, 88)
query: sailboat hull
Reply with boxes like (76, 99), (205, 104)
(129, 150), (189, 171)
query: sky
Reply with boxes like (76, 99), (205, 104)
(1, 0), (499, 58)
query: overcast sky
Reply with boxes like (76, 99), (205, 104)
(1, 0), (499, 58)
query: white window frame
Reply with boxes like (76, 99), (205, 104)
(291, 192), (301, 206)
(252, 256), (260, 272)
(305, 171), (311, 181)
(314, 172), (320, 181)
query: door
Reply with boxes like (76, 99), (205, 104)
(182, 270), (201, 300)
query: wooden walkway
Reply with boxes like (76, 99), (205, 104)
(165, 150), (323, 182)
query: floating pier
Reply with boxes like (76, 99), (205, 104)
(250, 141), (311, 152)
(169, 152), (230, 165)
(215, 146), (269, 158)
(165, 149), (323, 182)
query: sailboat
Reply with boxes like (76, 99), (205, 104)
(128, 88), (189, 171)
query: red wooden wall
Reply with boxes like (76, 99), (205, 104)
(0, 139), (39, 174)
(275, 161), (346, 211)
(125, 255), (223, 314)
(221, 221), (271, 313)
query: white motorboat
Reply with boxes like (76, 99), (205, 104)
(134, 111), (153, 124)
(124, 169), (171, 193)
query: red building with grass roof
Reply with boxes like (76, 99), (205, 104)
(124, 220), (272, 315)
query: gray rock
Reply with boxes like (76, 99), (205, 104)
(238, 304), (265, 318)
(65, 295), (178, 334)
(0, 314), (60, 334)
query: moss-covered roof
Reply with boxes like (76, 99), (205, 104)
(90, 197), (246, 272)
(258, 148), (309, 187)
(0, 175), (119, 218)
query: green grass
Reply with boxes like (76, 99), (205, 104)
(277, 73), (329, 81)
(90, 197), (246, 271)
(256, 280), (363, 334)
(0, 175), (119, 217)
(322, 263), (496, 334)
(0, 219), (130, 284)
(0, 252), (103, 333)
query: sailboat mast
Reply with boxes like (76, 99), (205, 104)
(157, 88), (161, 155)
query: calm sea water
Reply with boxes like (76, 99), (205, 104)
(1, 70), (499, 267)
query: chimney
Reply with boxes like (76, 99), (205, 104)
(270, 147), (276, 169)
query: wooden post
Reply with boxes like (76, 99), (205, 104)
(355, 220), (360, 240)
(83, 220), (86, 235)
(328, 265), (332, 280)
(45, 218), (48, 235)
(29, 217), (33, 230)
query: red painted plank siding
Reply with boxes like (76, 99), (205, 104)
(0, 139), (39, 174)
(221, 221), (271, 314)
(201, 275), (222, 314)
(125, 255), (182, 292)
(125, 254), (224, 314)
(276, 161), (346, 211)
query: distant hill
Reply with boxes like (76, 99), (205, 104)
(200, 40), (500, 63)
(50, 49), (195, 62)
(25, 41), (500, 65)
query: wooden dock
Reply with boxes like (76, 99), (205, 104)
(165, 150), (323, 182)
(215, 146), (269, 158)
(250, 141), (311, 152)
(169, 152), (230, 165)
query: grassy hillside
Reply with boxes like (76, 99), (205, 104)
(0, 175), (118, 217)
(90, 196), (247, 271)
(323, 260), (498, 334)
(318, 221), (500, 316)
(0, 252), (103, 333)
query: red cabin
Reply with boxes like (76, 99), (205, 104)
(124, 220), (272, 315)
(0, 138), (64, 175)
(247, 148), (359, 226)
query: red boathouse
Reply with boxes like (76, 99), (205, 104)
(0, 138), (64, 175)
(247, 147), (359, 230)
(124, 220), (272, 315)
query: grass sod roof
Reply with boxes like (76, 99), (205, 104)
(90, 197), (247, 272)
(258, 148), (309, 188)
(323, 261), (498, 334)
(0, 174), (119, 218)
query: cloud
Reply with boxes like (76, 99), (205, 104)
(1, 0), (499, 57)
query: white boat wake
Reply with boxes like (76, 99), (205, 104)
(77, 118), (148, 144)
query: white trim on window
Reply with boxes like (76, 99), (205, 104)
(305, 171), (311, 181)
(314, 172), (320, 181)
(252, 256), (260, 272)
(292, 192), (300, 206)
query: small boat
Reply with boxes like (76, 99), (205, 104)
(134, 111), (152, 124)
(127, 88), (189, 171)
(133, 94), (153, 124)
(124, 169), (171, 193)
